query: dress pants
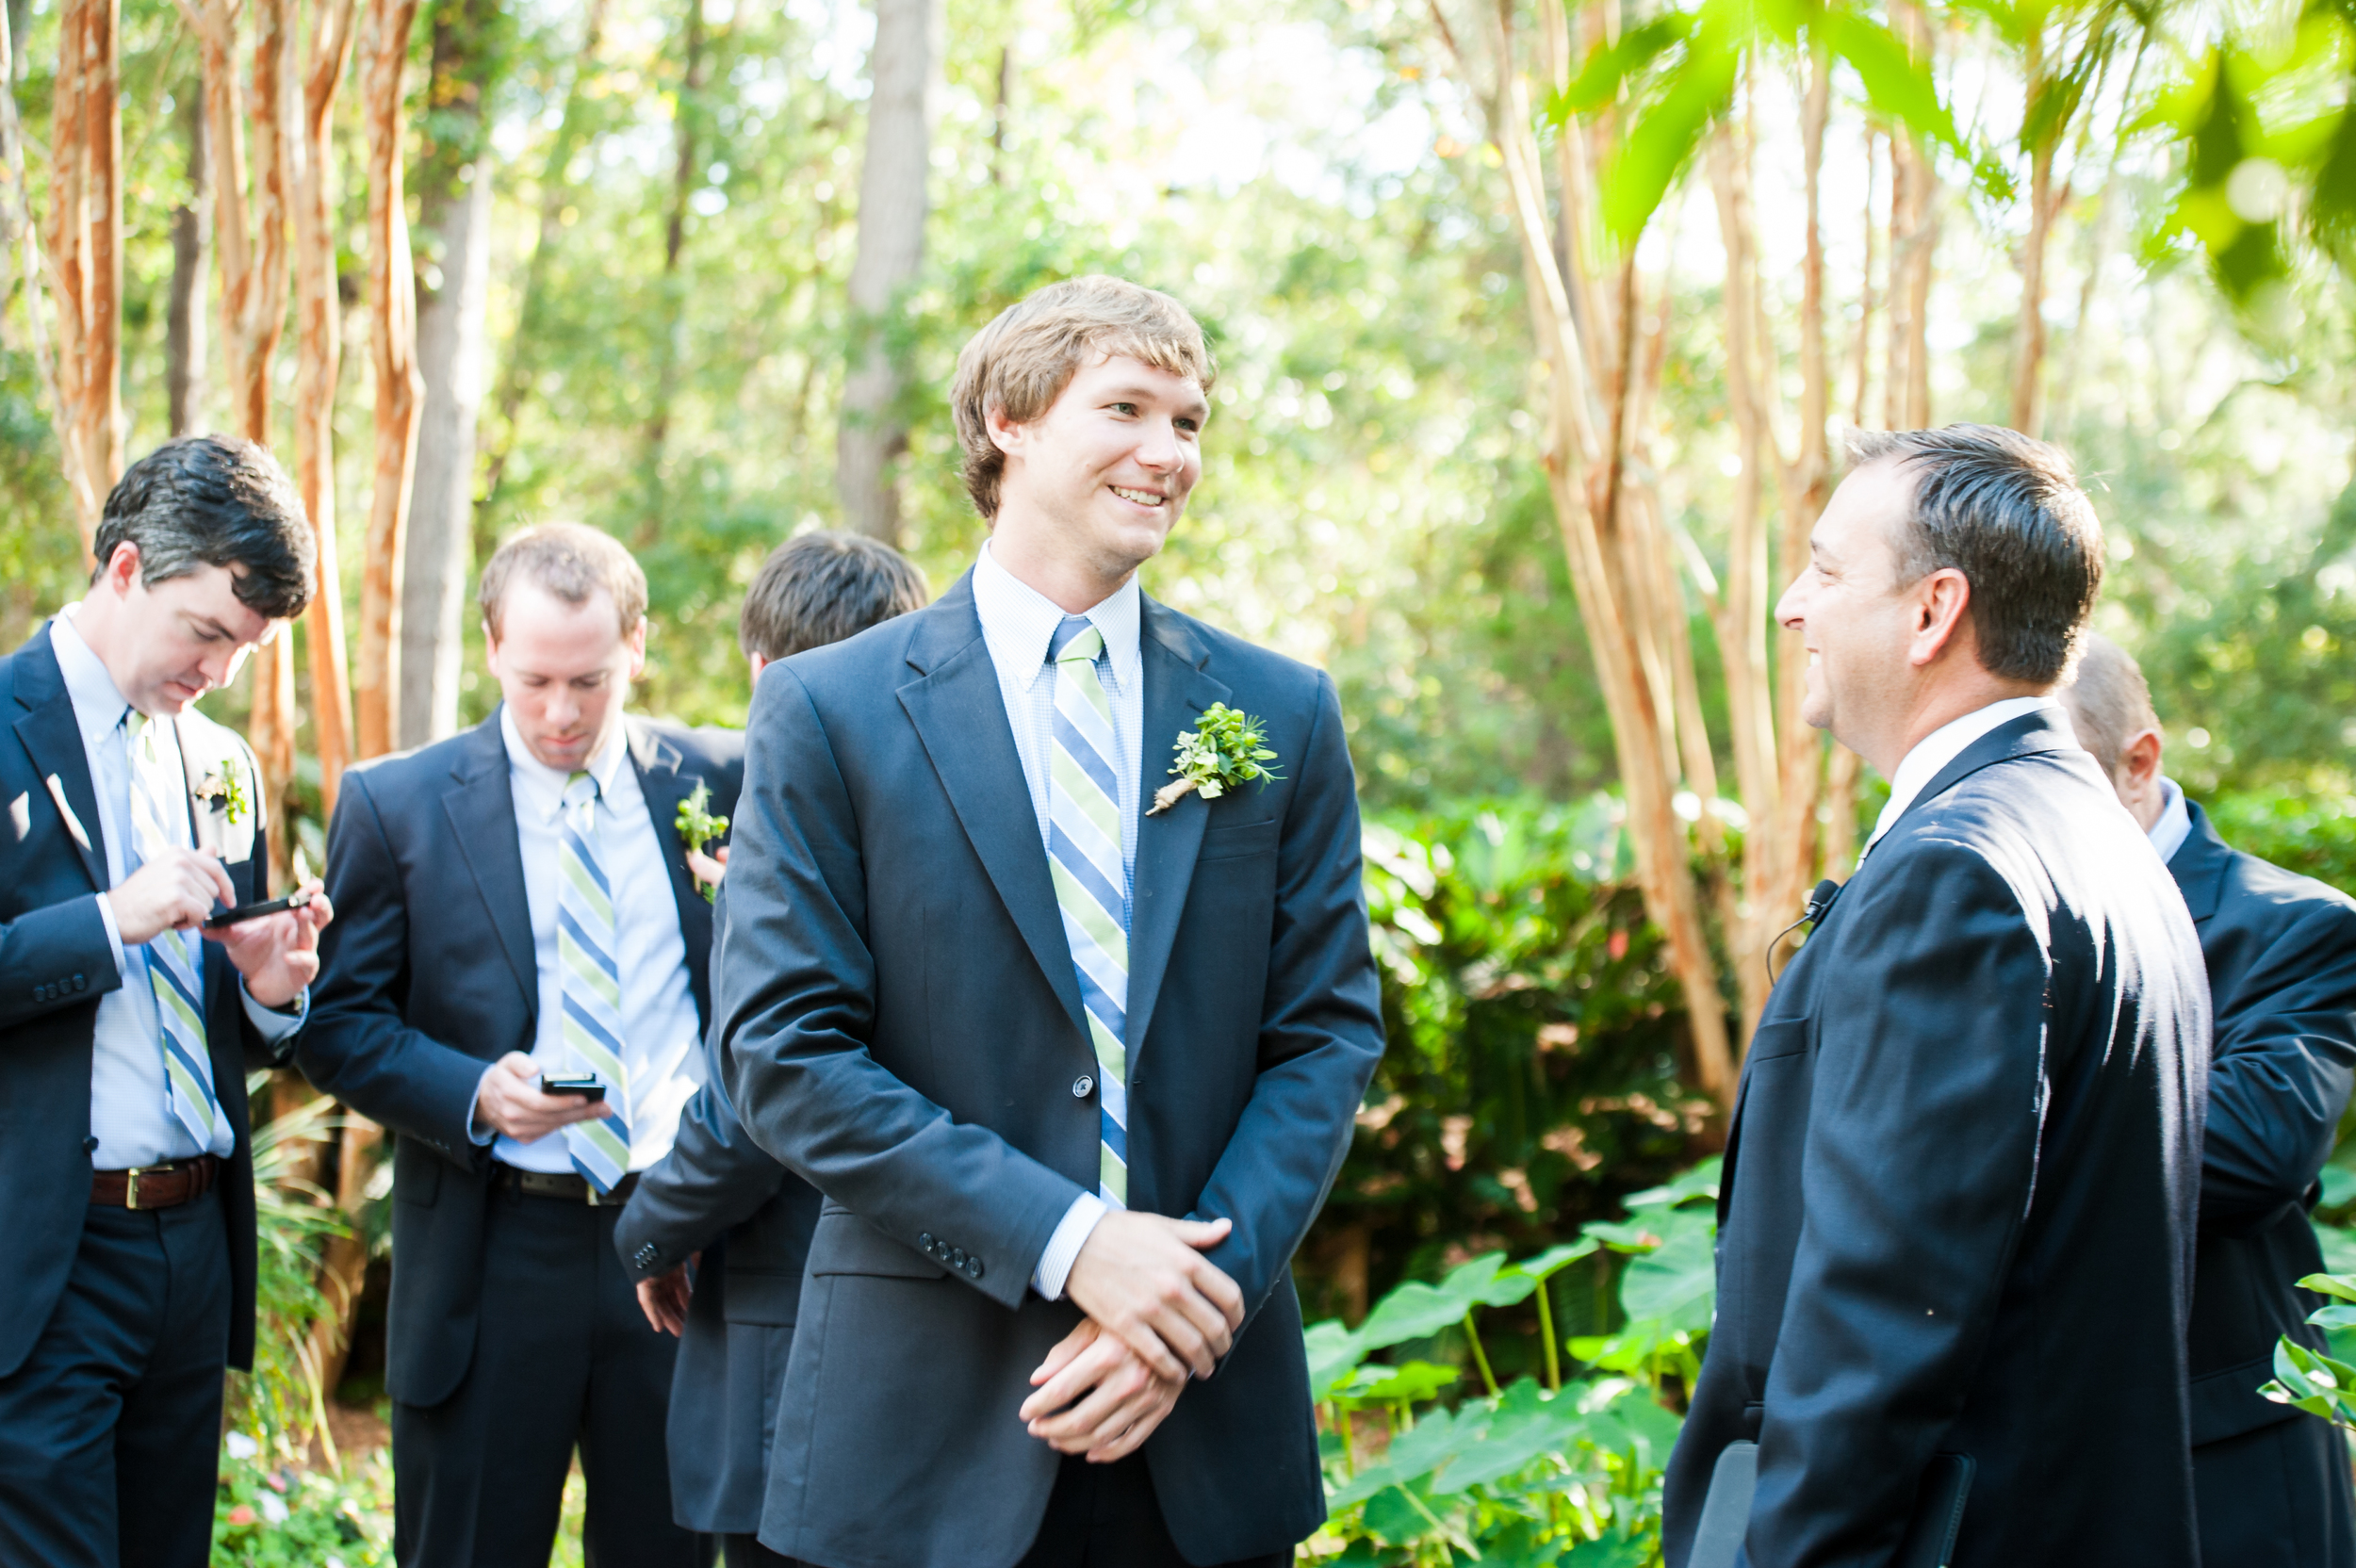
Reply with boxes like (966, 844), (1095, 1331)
(0, 1188), (232, 1568)
(2194, 1414), (2356, 1568)
(392, 1183), (712, 1568)
(754, 1452), (1291, 1568)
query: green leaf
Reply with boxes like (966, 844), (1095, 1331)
(1356, 1252), (1512, 1351)
(1624, 1156), (1722, 1208)
(1620, 1224), (1717, 1330)
(2299, 1271), (2356, 1302)
(1305, 1318), (1366, 1400)
(1601, 20), (1738, 245)
(1337, 1360), (1464, 1405)
(1549, 14), (1696, 121)
(1512, 1238), (1603, 1281)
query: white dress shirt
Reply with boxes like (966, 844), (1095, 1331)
(482, 707), (705, 1174)
(1863, 695), (2063, 859)
(2148, 776), (2193, 865)
(970, 543), (1142, 1299)
(50, 608), (304, 1168)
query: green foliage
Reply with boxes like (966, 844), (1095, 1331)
(2206, 783), (2356, 895)
(223, 1076), (349, 1466)
(211, 1438), (391, 1568)
(674, 780), (729, 902)
(1301, 1160), (1717, 1564)
(1162, 702), (1284, 806)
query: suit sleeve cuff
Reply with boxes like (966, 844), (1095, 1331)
(95, 891), (126, 977)
(239, 981), (309, 1042)
(465, 1064), (500, 1146)
(1031, 1193), (1111, 1301)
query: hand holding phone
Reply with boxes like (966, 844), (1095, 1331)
(539, 1072), (608, 1102)
(202, 889), (315, 930)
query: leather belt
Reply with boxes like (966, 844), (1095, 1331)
(90, 1154), (221, 1211)
(494, 1163), (640, 1207)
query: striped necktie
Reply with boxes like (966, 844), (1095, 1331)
(123, 712), (222, 1152)
(1047, 616), (1130, 1206)
(557, 771), (631, 1193)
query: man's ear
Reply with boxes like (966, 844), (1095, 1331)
(1908, 567), (1973, 668)
(2122, 727), (2165, 789)
(986, 402), (1025, 459)
(626, 616), (649, 680)
(101, 541), (140, 596)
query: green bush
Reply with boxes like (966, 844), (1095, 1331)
(222, 1075), (350, 1463)
(2205, 785), (2356, 898)
(1302, 1159), (1717, 1565)
(212, 1434), (391, 1568)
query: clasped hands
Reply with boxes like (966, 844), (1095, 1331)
(105, 844), (331, 1009)
(1018, 1210), (1244, 1465)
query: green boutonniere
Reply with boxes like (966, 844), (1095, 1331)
(1149, 703), (1284, 816)
(675, 781), (729, 903)
(194, 765), (251, 826)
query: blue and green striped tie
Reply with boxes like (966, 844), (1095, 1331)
(124, 712), (221, 1152)
(1047, 617), (1130, 1206)
(557, 771), (631, 1192)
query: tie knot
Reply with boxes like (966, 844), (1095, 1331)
(564, 771), (598, 811)
(123, 709), (156, 761)
(1052, 616), (1104, 667)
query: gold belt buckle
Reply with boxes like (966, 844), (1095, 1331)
(123, 1163), (171, 1210)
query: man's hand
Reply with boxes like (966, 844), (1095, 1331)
(636, 1258), (696, 1336)
(106, 845), (235, 947)
(684, 842), (728, 890)
(208, 879), (332, 1008)
(1020, 1318), (1185, 1463)
(472, 1052), (615, 1142)
(1063, 1211), (1243, 1382)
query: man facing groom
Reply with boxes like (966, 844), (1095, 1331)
(301, 523), (738, 1567)
(1663, 427), (2211, 1568)
(715, 275), (1386, 1567)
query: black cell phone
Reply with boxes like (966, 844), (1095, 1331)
(202, 889), (314, 929)
(539, 1073), (608, 1102)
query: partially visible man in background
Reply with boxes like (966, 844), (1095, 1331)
(302, 523), (739, 1568)
(0, 436), (332, 1568)
(2063, 633), (2356, 1568)
(616, 530), (929, 1568)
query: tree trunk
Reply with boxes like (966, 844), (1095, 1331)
(476, 0), (608, 506)
(291, 0), (358, 814)
(45, 0), (125, 544)
(401, 170), (490, 748)
(399, 0), (498, 749)
(637, 0), (710, 497)
(354, 0), (421, 762)
(835, 0), (940, 546)
(166, 82), (208, 436)
(2010, 36), (2057, 439)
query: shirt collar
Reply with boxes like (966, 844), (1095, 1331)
(48, 605), (137, 750)
(1864, 694), (2061, 858)
(499, 705), (630, 824)
(971, 540), (1143, 694)
(2148, 776), (2192, 866)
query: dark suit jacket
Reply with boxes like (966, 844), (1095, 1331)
(717, 573), (1385, 1568)
(0, 624), (288, 1378)
(2172, 802), (2356, 1542)
(298, 710), (742, 1408)
(1663, 710), (2211, 1568)
(614, 988), (824, 1535)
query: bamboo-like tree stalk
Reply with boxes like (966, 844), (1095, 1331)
(44, 0), (123, 543)
(356, 0), (421, 766)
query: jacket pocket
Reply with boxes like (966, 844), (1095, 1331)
(1197, 818), (1279, 862)
(805, 1202), (947, 1281)
(1745, 1017), (1809, 1062)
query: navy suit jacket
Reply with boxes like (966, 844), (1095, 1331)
(298, 710), (742, 1407)
(614, 986), (823, 1535)
(717, 572), (1386, 1567)
(0, 624), (288, 1378)
(1662, 711), (2211, 1568)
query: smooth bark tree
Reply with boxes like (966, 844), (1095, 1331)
(165, 82), (208, 435)
(835, 0), (940, 546)
(45, 0), (125, 544)
(355, 0), (421, 762)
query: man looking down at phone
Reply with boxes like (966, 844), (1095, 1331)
(301, 523), (741, 1567)
(0, 436), (332, 1568)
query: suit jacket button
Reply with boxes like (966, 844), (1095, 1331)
(72, 974), (84, 991)
(950, 1248), (966, 1268)
(918, 1233), (935, 1254)
(1072, 1075), (1094, 1099)
(633, 1243), (659, 1269)
(966, 1258), (983, 1280)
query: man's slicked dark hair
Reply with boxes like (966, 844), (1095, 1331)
(1848, 423), (2103, 685)
(90, 435), (314, 620)
(739, 531), (929, 661)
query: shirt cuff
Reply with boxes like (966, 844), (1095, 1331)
(466, 1066), (499, 1146)
(238, 982), (309, 1043)
(95, 891), (126, 977)
(1031, 1193), (1112, 1301)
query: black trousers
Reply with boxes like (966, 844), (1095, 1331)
(0, 1188), (232, 1568)
(755, 1452), (1291, 1568)
(392, 1184), (712, 1568)
(2195, 1414), (2356, 1568)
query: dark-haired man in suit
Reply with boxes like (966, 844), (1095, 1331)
(2063, 632), (2356, 1568)
(718, 274), (1386, 1566)
(0, 435), (333, 1568)
(301, 522), (737, 1567)
(1663, 427), (2210, 1568)
(616, 531), (930, 1568)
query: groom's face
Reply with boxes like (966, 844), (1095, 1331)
(1777, 459), (1924, 745)
(485, 582), (647, 773)
(991, 352), (1207, 580)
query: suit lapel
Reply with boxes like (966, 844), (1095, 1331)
(1890, 708), (2078, 841)
(628, 716), (717, 1028)
(898, 578), (1090, 1044)
(439, 714), (540, 1022)
(1122, 601), (1230, 1061)
(11, 626), (106, 892)
(2168, 801), (2233, 924)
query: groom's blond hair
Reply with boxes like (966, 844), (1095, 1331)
(950, 275), (1216, 520)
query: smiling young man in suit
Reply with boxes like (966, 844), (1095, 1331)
(614, 531), (930, 1568)
(715, 275), (1386, 1567)
(1662, 428), (2211, 1568)
(2063, 634), (2356, 1568)
(300, 523), (740, 1567)
(0, 436), (333, 1568)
